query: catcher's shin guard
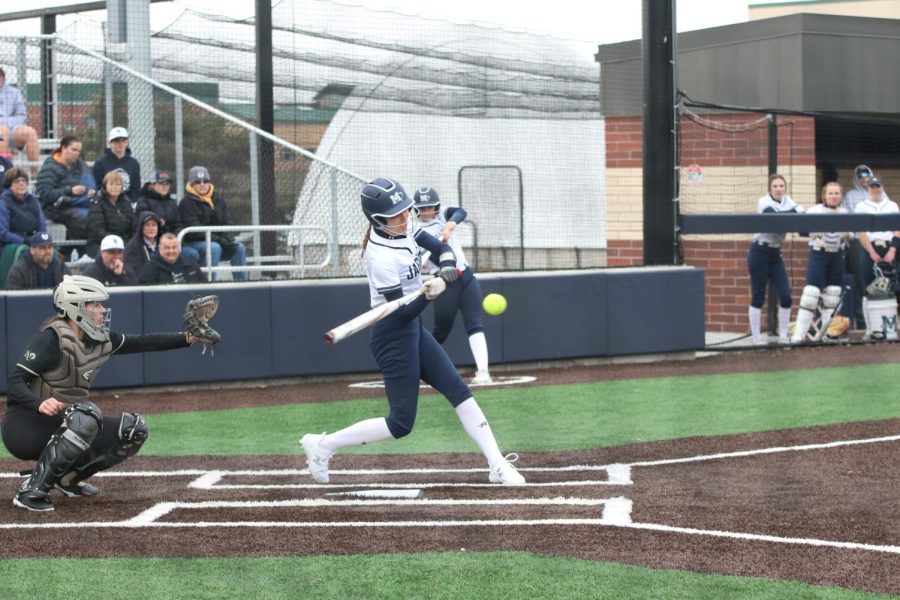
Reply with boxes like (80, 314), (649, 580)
(791, 286), (820, 343)
(60, 412), (148, 487)
(18, 402), (103, 497)
(811, 285), (844, 342)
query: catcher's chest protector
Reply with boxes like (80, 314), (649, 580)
(30, 319), (113, 404)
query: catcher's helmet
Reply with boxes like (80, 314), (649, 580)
(413, 186), (440, 210)
(53, 275), (111, 342)
(361, 178), (414, 234)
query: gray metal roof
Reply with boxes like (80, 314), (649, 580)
(595, 13), (900, 115)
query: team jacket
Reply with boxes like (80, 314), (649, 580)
(6, 320), (189, 411)
(92, 147), (142, 201)
(137, 252), (207, 285)
(123, 232), (157, 275)
(82, 255), (137, 287)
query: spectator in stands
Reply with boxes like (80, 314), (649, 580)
(853, 177), (900, 337)
(0, 148), (13, 180)
(6, 232), (70, 290)
(178, 165), (247, 281)
(34, 136), (95, 244)
(134, 170), (199, 263)
(747, 173), (800, 345)
(0, 168), (45, 249)
(86, 170), (135, 258)
(138, 232), (207, 285)
(0, 67), (40, 169)
(82, 234), (136, 287)
(842, 165), (891, 330)
(124, 211), (161, 275)
(92, 127), (141, 206)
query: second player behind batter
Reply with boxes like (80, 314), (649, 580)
(414, 186), (493, 384)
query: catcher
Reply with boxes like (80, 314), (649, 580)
(1, 276), (220, 512)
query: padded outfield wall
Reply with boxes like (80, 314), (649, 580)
(0, 268), (704, 394)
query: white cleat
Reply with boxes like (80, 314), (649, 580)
(300, 433), (333, 484)
(470, 370), (493, 385)
(489, 453), (526, 486)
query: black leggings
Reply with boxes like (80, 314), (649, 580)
(1, 406), (124, 461)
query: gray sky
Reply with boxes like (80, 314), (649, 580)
(1, 0), (784, 43)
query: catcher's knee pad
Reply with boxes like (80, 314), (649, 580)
(798, 285), (820, 311)
(115, 412), (148, 457)
(821, 286), (843, 310)
(23, 402), (103, 493)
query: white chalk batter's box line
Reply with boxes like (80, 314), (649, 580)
(349, 375), (537, 389)
(3, 433), (900, 555)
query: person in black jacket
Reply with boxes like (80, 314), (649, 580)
(138, 232), (207, 285)
(134, 170), (200, 264)
(178, 165), (247, 281)
(33, 136), (95, 242)
(86, 170), (135, 258)
(123, 211), (161, 276)
(6, 232), (70, 290)
(2, 275), (205, 511)
(91, 127), (141, 205)
(82, 234), (136, 287)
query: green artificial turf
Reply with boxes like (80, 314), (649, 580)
(94, 362), (900, 457)
(0, 552), (890, 600)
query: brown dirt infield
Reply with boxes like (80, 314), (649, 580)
(2, 343), (900, 595)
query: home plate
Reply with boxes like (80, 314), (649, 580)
(350, 375), (537, 389)
(325, 489), (424, 499)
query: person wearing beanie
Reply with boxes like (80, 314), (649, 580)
(178, 165), (247, 281)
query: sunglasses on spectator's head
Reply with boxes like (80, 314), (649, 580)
(193, 179), (211, 184)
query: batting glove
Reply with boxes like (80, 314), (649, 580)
(423, 277), (447, 300)
(439, 266), (459, 284)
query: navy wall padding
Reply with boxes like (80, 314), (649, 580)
(271, 281), (378, 376)
(1, 268), (706, 393)
(501, 272), (610, 361)
(0, 295), (6, 389)
(419, 278), (505, 368)
(142, 286), (273, 385)
(607, 268), (706, 355)
(5, 292), (59, 379)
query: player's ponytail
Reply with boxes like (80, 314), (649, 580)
(361, 224), (372, 255)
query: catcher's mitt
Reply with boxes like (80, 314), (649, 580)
(184, 295), (221, 353)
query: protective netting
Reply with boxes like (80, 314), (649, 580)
(4, 1), (605, 277)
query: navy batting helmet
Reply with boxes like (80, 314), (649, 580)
(413, 186), (440, 209)
(361, 178), (414, 231)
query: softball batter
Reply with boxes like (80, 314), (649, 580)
(414, 186), (492, 384)
(300, 178), (524, 486)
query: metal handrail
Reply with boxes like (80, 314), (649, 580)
(177, 225), (331, 278)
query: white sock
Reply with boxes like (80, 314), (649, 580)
(862, 297), (871, 334)
(791, 307), (815, 342)
(455, 398), (504, 466)
(468, 332), (489, 374)
(778, 306), (792, 340)
(748, 306), (762, 342)
(320, 417), (393, 453)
